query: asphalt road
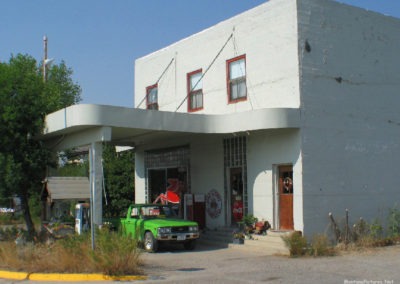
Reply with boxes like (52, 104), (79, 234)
(0, 243), (398, 283)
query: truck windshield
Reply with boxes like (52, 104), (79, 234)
(141, 205), (178, 218)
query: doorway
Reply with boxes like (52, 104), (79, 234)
(229, 167), (244, 225)
(278, 165), (294, 230)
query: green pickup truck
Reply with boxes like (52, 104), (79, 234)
(93, 203), (198, 252)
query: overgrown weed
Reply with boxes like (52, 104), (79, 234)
(330, 206), (400, 252)
(0, 230), (142, 275)
(282, 231), (308, 257)
(309, 234), (335, 256)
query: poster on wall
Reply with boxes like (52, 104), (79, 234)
(206, 189), (222, 218)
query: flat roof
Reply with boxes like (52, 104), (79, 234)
(45, 177), (90, 201)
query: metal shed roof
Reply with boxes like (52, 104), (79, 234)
(45, 177), (90, 201)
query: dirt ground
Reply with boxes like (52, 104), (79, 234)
(0, 242), (398, 283)
(140, 243), (400, 284)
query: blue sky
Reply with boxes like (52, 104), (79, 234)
(2, 0), (399, 107)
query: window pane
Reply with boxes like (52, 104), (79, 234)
(237, 80), (246, 98)
(148, 87), (157, 104)
(230, 82), (238, 100)
(230, 78), (246, 100)
(190, 72), (202, 91)
(229, 59), (245, 80)
(190, 90), (203, 109)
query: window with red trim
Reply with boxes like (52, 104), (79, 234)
(187, 69), (203, 112)
(146, 84), (158, 110)
(227, 55), (247, 103)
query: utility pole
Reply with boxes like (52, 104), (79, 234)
(43, 35), (48, 82)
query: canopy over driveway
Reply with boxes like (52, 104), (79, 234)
(39, 104), (301, 226)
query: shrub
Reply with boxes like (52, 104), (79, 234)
(0, 213), (23, 225)
(242, 215), (258, 227)
(369, 219), (383, 240)
(309, 234), (335, 256)
(0, 226), (19, 241)
(329, 207), (400, 251)
(282, 231), (307, 257)
(387, 207), (400, 237)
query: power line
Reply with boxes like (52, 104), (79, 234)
(136, 57), (175, 108)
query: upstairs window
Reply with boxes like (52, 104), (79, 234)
(227, 55), (247, 103)
(146, 84), (158, 110)
(187, 69), (203, 112)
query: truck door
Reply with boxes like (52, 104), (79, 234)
(123, 207), (140, 238)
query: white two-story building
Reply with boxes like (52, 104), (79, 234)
(42, 0), (400, 237)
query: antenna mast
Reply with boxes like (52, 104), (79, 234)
(43, 35), (48, 82)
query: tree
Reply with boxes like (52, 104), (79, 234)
(0, 54), (81, 239)
(102, 145), (135, 217)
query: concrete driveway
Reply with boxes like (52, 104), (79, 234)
(141, 243), (400, 283)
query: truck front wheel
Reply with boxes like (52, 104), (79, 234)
(144, 232), (158, 252)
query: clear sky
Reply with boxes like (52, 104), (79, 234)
(2, 0), (399, 108)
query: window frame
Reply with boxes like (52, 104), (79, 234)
(226, 54), (247, 104)
(187, 69), (204, 112)
(146, 84), (159, 110)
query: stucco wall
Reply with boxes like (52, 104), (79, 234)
(298, 0), (400, 236)
(134, 151), (146, 203)
(134, 0), (300, 114)
(247, 129), (302, 230)
(190, 135), (225, 229)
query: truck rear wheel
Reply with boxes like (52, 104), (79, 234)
(183, 239), (196, 250)
(144, 231), (158, 252)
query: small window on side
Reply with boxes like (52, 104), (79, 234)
(146, 84), (158, 110)
(227, 55), (247, 103)
(131, 208), (139, 218)
(187, 69), (203, 112)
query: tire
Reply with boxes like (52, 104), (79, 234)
(144, 231), (158, 252)
(183, 239), (196, 250)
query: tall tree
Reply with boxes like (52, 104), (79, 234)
(0, 54), (81, 238)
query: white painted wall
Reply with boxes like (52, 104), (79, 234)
(134, 0), (300, 114)
(134, 150), (146, 203)
(190, 135), (225, 229)
(298, 0), (400, 236)
(247, 129), (302, 230)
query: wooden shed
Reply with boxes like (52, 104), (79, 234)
(41, 177), (90, 221)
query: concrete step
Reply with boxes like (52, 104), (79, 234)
(199, 228), (292, 255)
(198, 227), (236, 247)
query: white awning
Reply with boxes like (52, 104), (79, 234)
(40, 104), (301, 150)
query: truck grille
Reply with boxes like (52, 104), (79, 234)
(171, 226), (189, 233)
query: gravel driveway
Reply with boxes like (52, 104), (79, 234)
(141, 243), (400, 284)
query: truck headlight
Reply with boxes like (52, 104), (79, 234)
(158, 227), (171, 234)
(189, 226), (198, 232)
